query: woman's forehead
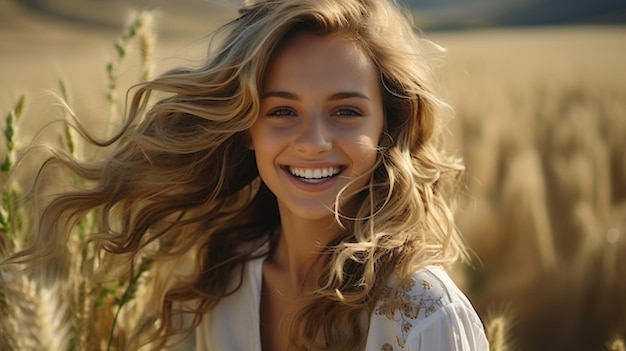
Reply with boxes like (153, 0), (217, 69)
(263, 32), (377, 90)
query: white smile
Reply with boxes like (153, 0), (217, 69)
(287, 166), (342, 184)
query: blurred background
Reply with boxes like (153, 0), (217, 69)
(409, 0), (626, 29)
(1, 1), (625, 350)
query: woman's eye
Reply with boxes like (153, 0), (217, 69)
(333, 108), (361, 117)
(267, 108), (295, 117)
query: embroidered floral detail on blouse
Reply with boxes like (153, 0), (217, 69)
(375, 276), (445, 348)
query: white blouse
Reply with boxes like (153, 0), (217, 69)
(195, 254), (488, 351)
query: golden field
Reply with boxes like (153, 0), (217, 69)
(1, 1), (625, 350)
(435, 27), (626, 351)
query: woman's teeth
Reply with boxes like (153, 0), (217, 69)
(288, 167), (341, 183)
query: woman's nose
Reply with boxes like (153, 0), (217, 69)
(293, 114), (332, 155)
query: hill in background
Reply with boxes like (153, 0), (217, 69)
(407, 0), (626, 30)
(6, 0), (626, 34)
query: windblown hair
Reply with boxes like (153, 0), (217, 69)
(6, 0), (467, 349)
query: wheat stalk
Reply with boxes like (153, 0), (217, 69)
(608, 337), (626, 351)
(1, 271), (70, 351)
(486, 316), (510, 351)
(57, 78), (77, 156)
(137, 11), (156, 82)
(105, 10), (156, 125)
(1, 95), (27, 253)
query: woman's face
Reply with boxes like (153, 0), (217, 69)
(249, 32), (384, 221)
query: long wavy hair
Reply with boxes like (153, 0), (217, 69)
(6, 0), (467, 349)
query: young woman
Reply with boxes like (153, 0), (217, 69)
(5, 0), (488, 350)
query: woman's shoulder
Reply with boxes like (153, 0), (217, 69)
(367, 266), (488, 350)
(374, 266), (455, 321)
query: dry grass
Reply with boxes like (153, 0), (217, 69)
(485, 316), (511, 351)
(0, 11), (162, 350)
(435, 26), (626, 351)
(1, 4), (625, 350)
(608, 338), (626, 351)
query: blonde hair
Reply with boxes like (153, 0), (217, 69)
(6, 0), (467, 349)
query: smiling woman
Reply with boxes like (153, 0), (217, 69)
(251, 32), (383, 226)
(249, 34), (385, 349)
(3, 0), (488, 350)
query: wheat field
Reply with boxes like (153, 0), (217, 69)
(1, 1), (625, 350)
(434, 26), (626, 351)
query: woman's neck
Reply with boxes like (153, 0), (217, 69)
(268, 209), (343, 292)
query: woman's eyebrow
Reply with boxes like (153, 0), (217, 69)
(329, 92), (370, 101)
(261, 91), (298, 100)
